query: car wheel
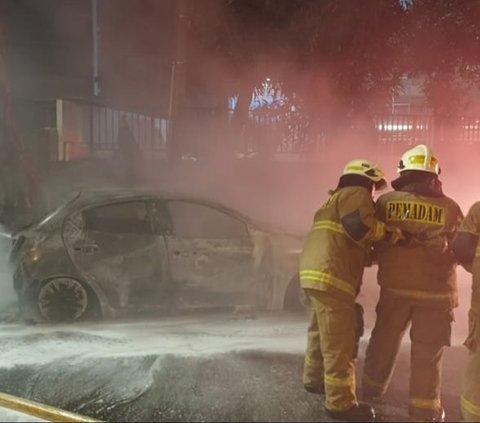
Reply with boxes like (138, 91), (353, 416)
(38, 277), (90, 322)
(283, 275), (308, 311)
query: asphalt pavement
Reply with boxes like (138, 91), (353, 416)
(0, 311), (469, 422)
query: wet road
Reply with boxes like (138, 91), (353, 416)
(0, 311), (469, 421)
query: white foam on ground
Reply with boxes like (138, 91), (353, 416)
(0, 313), (308, 368)
(0, 407), (45, 422)
(0, 306), (469, 370)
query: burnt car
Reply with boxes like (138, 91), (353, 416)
(10, 190), (304, 322)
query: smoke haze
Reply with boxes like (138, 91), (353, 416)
(3, 1), (480, 345)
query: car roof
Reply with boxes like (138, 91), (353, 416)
(18, 189), (262, 234)
(71, 189), (232, 208)
(22, 189), (292, 236)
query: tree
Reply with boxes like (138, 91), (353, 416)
(189, 0), (480, 117)
(403, 0), (480, 117)
(189, 0), (407, 121)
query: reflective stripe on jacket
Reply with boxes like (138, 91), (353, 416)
(299, 186), (385, 300)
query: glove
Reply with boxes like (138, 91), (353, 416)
(384, 226), (405, 245)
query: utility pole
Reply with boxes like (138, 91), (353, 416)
(167, 0), (189, 162)
(91, 0), (100, 97)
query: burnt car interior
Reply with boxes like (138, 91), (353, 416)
(83, 201), (153, 235)
(62, 197), (261, 313)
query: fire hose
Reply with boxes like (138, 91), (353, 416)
(0, 391), (102, 422)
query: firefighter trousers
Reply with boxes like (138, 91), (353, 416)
(303, 289), (357, 412)
(362, 289), (452, 420)
(461, 308), (480, 422)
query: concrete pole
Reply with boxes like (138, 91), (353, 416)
(92, 0), (100, 97)
(167, 0), (189, 162)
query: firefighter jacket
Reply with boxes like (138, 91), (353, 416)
(374, 188), (463, 308)
(299, 186), (386, 302)
(452, 202), (480, 312)
(451, 204), (480, 420)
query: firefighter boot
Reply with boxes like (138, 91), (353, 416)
(304, 383), (325, 395)
(433, 408), (446, 422)
(325, 402), (376, 422)
(411, 407), (445, 423)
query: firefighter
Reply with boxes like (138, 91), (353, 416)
(451, 202), (480, 421)
(300, 159), (403, 422)
(362, 144), (463, 422)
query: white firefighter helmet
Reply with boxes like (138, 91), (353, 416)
(397, 144), (440, 175)
(342, 159), (387, 190)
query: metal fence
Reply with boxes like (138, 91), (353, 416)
(89, 105), (168, 154)
(374, 114), (480, 149)
(374, 114), (435, 147)
(457, 117), (480, 144)
(57, 100), (168, 161)
(239, 117), (327, 157)
(54, 100), (480, 161)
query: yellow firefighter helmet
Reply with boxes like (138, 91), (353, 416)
(397, 144), (440, 175)
(342, 159), (387, 190)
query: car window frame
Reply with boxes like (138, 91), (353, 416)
(162, 199), (251, 240)
(77, 199), (156, 236)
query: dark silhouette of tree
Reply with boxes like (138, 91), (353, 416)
(189, 0), (406, 121)
(189, 0), (480, 119)
(403, 0), (480, 118)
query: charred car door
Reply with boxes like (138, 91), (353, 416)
(161, 200), (259, 309)
(64, 200), (167, 309)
